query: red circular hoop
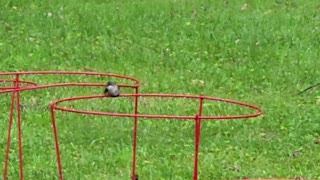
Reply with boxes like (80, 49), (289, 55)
(0, 71), (141, 83)
(50, 93), (263, 120)
(0, 71), (140, 94)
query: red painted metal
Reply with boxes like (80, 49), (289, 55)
(15, 74), (24, 180)
(0, 71), (139, 180)
(131, 87), (139, 180)
(3, 91), (16, 179)
(0, 79), (37, 90)
(50, 105), (63, 179)
(49, 94), (263, 120)
(0, 71), (264, 180)
(193, 115), (201, 180)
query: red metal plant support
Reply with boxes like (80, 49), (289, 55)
(0, 71), (263, 180)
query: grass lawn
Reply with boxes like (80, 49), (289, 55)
(1, 0), (320, 179)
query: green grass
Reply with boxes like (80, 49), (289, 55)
(1, 0), (320, 179)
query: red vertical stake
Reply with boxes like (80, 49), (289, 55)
(131, 87), (139, 180)
(198, 94), (204, 116)
(50, 106), (64, 180)
(3, 90), (16, 179)
(15, 74), (24, 180)
(193, 95), (204, 180)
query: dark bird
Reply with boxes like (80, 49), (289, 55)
(104, 81), (120, 97)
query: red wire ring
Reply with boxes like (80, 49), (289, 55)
(50, 93), (263, 120)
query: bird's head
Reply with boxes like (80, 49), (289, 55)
(106, 81), (114, 86)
